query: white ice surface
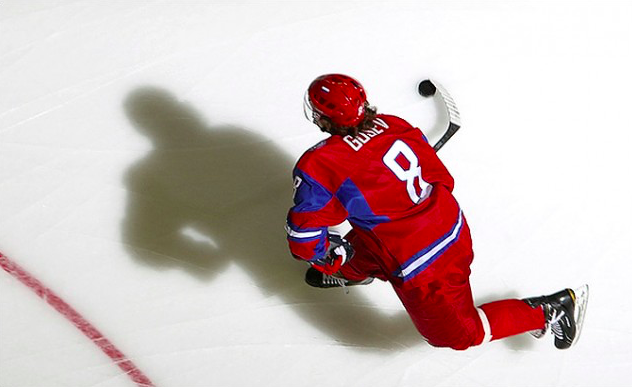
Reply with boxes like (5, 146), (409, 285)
(1, 1), (631, 386)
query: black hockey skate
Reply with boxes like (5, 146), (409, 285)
(305, 267), (374, 289)
(523, 285), (589, 349)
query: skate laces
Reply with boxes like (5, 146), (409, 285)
(322, 274), (349, 294)
(323, 275), (346, 286)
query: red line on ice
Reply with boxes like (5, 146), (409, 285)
(0, 252), (154, 387)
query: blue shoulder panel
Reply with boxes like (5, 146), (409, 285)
(292, 168), (333, 213)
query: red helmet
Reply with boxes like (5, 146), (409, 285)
(303, 74), (367, 127)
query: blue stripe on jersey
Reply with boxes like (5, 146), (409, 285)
(309, 234), (329, 262)
(335, 179), (390, 230)
(394, 210), (464, 282)
(291, 169), (333, 213)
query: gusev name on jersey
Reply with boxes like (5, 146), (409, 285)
(286, 114), (463, 288)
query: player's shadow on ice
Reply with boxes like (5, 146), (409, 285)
(121, 86), (422, 351)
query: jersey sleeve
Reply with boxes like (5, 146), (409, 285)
(286, 149), (349, 263)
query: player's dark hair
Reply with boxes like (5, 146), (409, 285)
(317, 103), (378, 137)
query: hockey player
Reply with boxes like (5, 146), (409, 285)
(286, 74), (588, 350)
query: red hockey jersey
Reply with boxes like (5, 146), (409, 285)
(286, 114), (464, 287)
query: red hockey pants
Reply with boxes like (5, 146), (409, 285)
(339, 219), (545, 350)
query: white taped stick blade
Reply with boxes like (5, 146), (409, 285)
(432, 80), (461, 127)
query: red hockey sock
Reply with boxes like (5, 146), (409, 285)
(479, 299), (546, 341)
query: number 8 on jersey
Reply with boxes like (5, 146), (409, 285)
(383, 140), (432, 204)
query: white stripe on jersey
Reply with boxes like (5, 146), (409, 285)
(398, 210), (464, 278)
(285, 224), (322, 239)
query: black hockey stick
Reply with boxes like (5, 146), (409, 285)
(418, 79), (461, 152)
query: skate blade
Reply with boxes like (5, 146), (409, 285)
(571, 284), (589, 347)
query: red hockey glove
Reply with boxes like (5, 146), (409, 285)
(311, 234), (355, 275)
